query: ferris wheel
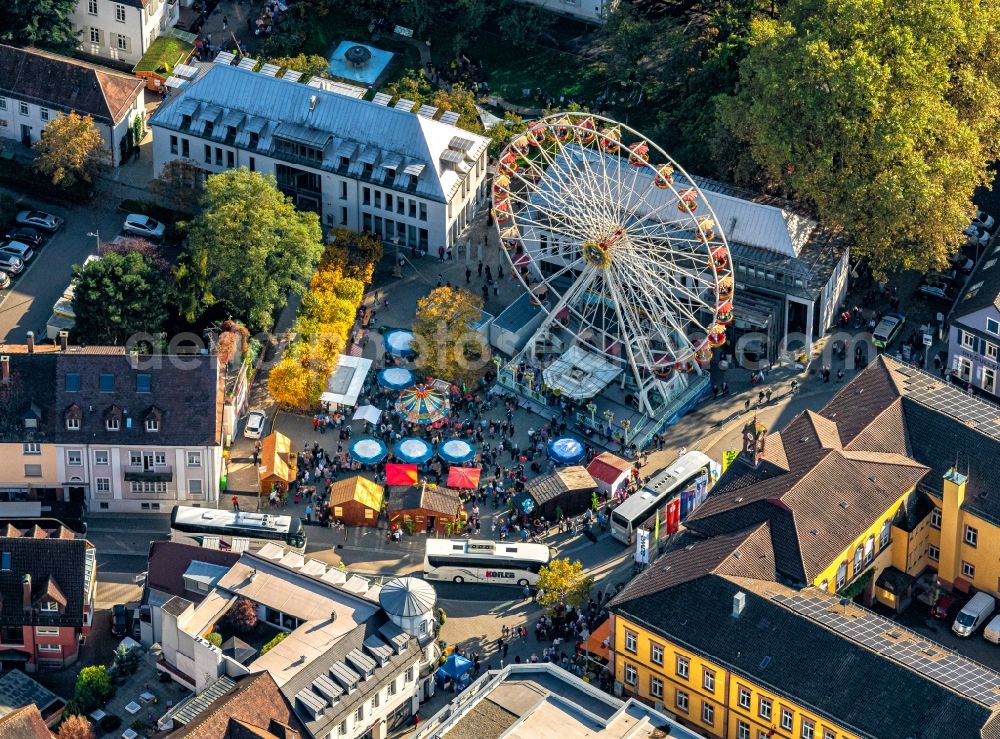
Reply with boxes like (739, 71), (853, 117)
(492, 112), (733, 415)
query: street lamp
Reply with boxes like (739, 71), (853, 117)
(86, 230), (100, 251)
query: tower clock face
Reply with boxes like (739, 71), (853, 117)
(744, 431), (756, 452)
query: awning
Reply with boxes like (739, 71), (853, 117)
(585, 619), (610, 662)
(320, 355), (373, 407)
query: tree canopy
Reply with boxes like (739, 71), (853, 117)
(184, 169), (324, 331)
(0, 0), (80, 53)
(536, 558), (594, 611)
(33, 112), (105, 188)
(261, 53), (332, 80)
(715, 0), (1000, 273)
(386, 70), (484, 134)
(412, 286), (486, 385)
(71, 250), (171, 345)
(151, 159), (205, 215)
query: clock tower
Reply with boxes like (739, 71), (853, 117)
(741, 418), (768, 468)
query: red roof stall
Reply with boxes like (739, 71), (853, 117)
(587, 452), (633, 496)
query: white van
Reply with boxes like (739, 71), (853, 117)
(953, 592), (996, 637)
(984, 614), (1000, 644)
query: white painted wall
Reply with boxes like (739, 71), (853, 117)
(71, 0), (179, 66)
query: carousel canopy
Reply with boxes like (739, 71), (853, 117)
(542, 346), (622, 399)
(384, 328), (416, 358)
(396, 384), (449, 424)
(377, 366), (417, 390)
(348, 436), (388, 464)
(394, 437), (434, 464)
(437, 438), (477, 465)
(547, 436), (587, 465)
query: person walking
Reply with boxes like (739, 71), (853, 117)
(765, 388), (772, 403)
(231, 495), (240, 512)
(438, 245), (445, 260)
(477, 260), (483, 277)
(465, 266), (472, 284)
(744, 398), (751, 412)
(305, 505), (313, 523)
(222, 15), (228, 30)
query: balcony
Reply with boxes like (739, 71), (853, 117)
(124, 465), (173, 482)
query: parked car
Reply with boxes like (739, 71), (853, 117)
(0, 272), (10, 290)
(984, 614), (1000, 644)
(953, 592), (995, 637)
(111, 604), (128, 637)
(963, 223), (985, 239)
(949, 253), (976, 274)
(975, 210), (996, 231)
(4, 226), (45, 248)
(244, 409), (267, 439)
(931, 593), (959, 620)
(123, 214), (165, 240)
(872, 311), (905, 349)
(15, 210), (62, 232)
(916, 279), (958, 304)
(967, 230), (990, 249)
(0, 240), (34, 263)
(0, 254), (24, 274)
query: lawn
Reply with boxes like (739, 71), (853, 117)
(133, 35), (193, 74)
(476, 37), (604, 107)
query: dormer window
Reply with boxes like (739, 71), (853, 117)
(40, 601), (58, 612)
(64, 404), (82, 431)
(250, 132), (260, 149)
(66, 418), (80, 430)
(106, 417), (120, 431)
(181, 114), (192, 129)
(145, 418), (159, 432)
(204, 121), (214, 138)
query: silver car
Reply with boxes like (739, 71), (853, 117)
(0, 254), (24, 274)
(0, 239), (34, 263)
(123, 214), (166, 240)
(15, 210), (62, 232)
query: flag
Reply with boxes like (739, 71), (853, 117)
(654, 505), (660, 543)
(386, 463), (418, 486)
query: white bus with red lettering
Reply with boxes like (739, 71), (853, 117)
(423, 539), (551, 587)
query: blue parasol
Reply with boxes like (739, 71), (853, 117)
(393, 437), (434, 464)
(348, 437), (388, 465)
(437, 438), (477, 465)
(377, 366), (417, 390)
(384, 328), (416, 358)
(547, 436), (587, 465)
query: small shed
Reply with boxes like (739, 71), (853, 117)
(258, 432), (296, 497)
(517, 465), (597, 520)
(388, 482), (464, 535)
(587, 452), (633, 496)
(328, 476), (384, 527)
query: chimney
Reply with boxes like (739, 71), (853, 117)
(732, 591), (746, 618)
(0, 356), (8, 384)
(59, 331), (68, 352)
(22, 574), (31, 610)
(25, 331), (34, 354)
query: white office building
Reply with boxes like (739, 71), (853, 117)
(70, 0), (180, 66)
(150, 63), (490, 251)
(514, 0), (619, 24)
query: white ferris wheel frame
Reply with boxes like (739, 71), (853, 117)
(492, 112), (734, 416)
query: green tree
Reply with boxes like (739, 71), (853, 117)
(262, 53), (331, 80)
(487, 112), (528, 158)
(150, 159), (205, 215)
(184, 170), (323, 331)
(0, 0), (80, 53)
(387, 70), (484, 134)
(72, 666), (112, 715)
(112, 643), (140, 675)
(260, 630), (288, 654)
(715, 0), (1000, 273)
(206, 632), (223, 648)
(71, 251), (171, 344)
(536, 558), (594, 611)
(33, 112), (105, 188)
(412, 286), (487, 384)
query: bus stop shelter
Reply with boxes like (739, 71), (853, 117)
(258, 432), (296, 499)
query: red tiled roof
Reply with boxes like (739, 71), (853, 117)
(170, 672), (303, 739)
(0, 705), (51, 739)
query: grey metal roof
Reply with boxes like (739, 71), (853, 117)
(441, 149), (465, 164)
(378, 620), (409, 653)
(311, 674), (344, 702)
(164, 675), (236, 726)
(221, 109), (244, 128)
(259, 63), (280, 77)
(346, 648), (376, 675)
(380, 153), (402, 170)
(357, 146), (379, 164)
(372, 92), (391, 106)
(363, 635), (394, 665)
(275, 122), (333, 148)
(329, 661), (360, 690)
(282, 69), (302, 83)
(378, 576), (435, 617)
(394, 98), (416, 112)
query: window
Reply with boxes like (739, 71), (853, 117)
(386, 193), (393, 210)
(781, 707), (794, 731)
(115, 3), (126, 21)
(675, 689), (688, 712)
(880, 519), (891, 549)
(1, 553), (9, 571)
(388, 680), (397, 696)
(145, 418), (159, 432)
(339, 181), (347, 199)
(187, 451), (202, 467)
(96, 478), (111, 493)
(930, 508), (942, 529)
(409, 199), (416, 218)
(40, 601), (58, 612)
(864, 534), (874, 564)
(181, 139), (189, 157)
(419, 202), (427, 221)
(355, 707), (363, 721)
(130, 481), (167, 493)
(650, 642), (663, 665)
(130, 452), (142, 466)
(139, 502), (161, 510)
(0, 98), (5, 110)
(188, 480), (203, 495)
(19, 102), (28, 116)
(88, 0), (98, 13)
(38, 643), (62, 652)
(965, 524), (979, 547)
(170, 135), (178, 155)
(40, 108), (48, 122)
(676, 654), (689, 679)
(215, 147), (222, 166)
(375, 191), (381, 208)
(99, 374), (114, 392)
(64, 373), (81, 392)
(701, 703), (714, 725)
(249, 157), (255, 172)
(759, 696), (772, 721)
(737, 721), (751, 739)
(823, 730), (836, 739)
(737, 685), (751, 709)
(36, 627), (59, 636)
(66, 417), (80, 431)
(67, 450), (82, 466)
(928, 544), (940, 561)
(99, 502), (108, 510)
(22, 443), (40, 455)
(94, 450), (109, 465)
(154, 452), (166, 466)
(702, 667), (715, 693)
(650, 676), (663, 698)
(204, 144), (211, 164)
(136, 374), (151, 393)
(988, 342), (999, 360)
(962, 331), (976, 349)
(404, 667), (414, 682)
(801, 718), (815, 739)
(623, 663), (637, 685)
(116, 33), (128, 50)
(853, 545), (863, 574)
(338, 721), (347, 735)
(363, 187), (371, 206)
(371, 692), (379, 709)
(962, 561), (976, 578)
(988, 317), (1000, 335)
(106, 417), (120, 431)
(24, 464), (42, 477)
(623, 630), (637, 653)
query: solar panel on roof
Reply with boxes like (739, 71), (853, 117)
(259, 63), (280, 77)
(372, 92), (392, 106)
(440, 111), (460, 125)
(417, 104), (438, 118)
(394, 98), (416, 112)
(282, 69), (302, 82)
(237, 57), (257, 70)
(214, 51), (236, 66)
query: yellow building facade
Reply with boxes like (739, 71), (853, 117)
(0, 442), (59, 489)
(930, 470), (1000, 595)
(612, 613), (858, 739)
